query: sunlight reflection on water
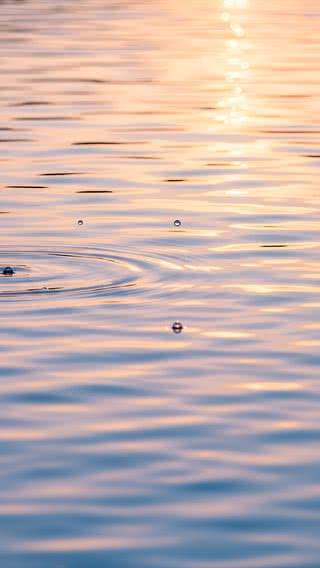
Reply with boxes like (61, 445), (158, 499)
(0, 0), (320, 567)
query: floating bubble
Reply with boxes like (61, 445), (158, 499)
(172, 321), (183, 333)
(2, 266), (14, 276)
(174, 220), (181, 227)
(78, 220), (84, 225)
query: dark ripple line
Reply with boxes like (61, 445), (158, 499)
(24, 78), (107, 84)
(0, 139), (32, 143)
(111, 110), (186, 115)
(16, 116), (78, 121)
(6, 185), (48, 189)
(25, 78), (153, 84)
(268, 94), (312, 99)
(124, 156), (161, 160)
(72, 141), (146, 146)
(40, 172), (85, 176)
(207, 162), (239, 167)
(11, 101), (52, 107)
(115, 127), (185, 132)
(260, 129), (320, 134)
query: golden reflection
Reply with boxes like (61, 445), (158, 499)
(216, 0), (250, 126)
(243, 382), (302, 392)
(184, 264), (222, 272)
(261, 307), (291, 313)
(225, 189), (249, 195)
(224, 0), (248, 8)
(295, 341), (320, 347)
(21, 534), (174, 552)
(203, 330), (253, 338)
(88, 415), (207, 434)
(226, 283), (320, 294)
(273, 421), (300, 430)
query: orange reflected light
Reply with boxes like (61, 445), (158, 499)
(243, 382), (301, 392)
(224, 0), (248, 8)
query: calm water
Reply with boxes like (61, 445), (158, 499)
(1, 0), (320, 566)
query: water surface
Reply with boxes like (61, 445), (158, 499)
(1, 1), (320, 566)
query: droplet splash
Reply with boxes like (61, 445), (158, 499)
(77, 220), (84, 225)
(172, 321), (183, 334)
(174, 219), (181, 227)
(2, 266), (14, 276)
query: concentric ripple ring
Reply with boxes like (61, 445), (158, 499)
(0, 246), (206, 301)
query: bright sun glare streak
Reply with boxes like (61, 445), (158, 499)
(224, 0), (248, 8)
(216, 0), (249, 126)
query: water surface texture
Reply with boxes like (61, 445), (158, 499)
(1, 1), (320, 566)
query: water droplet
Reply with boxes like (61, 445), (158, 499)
(2, 266), (14, 276)
(78, 220), (83, 225)
(172, 321), (183, 334)
(174, 219), (181, 227)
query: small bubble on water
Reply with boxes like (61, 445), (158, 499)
(174, 219), (181, 227)
(172, 321), (183, 334)
(2, 266), (14, 276)
(78, 219), (84, 225)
